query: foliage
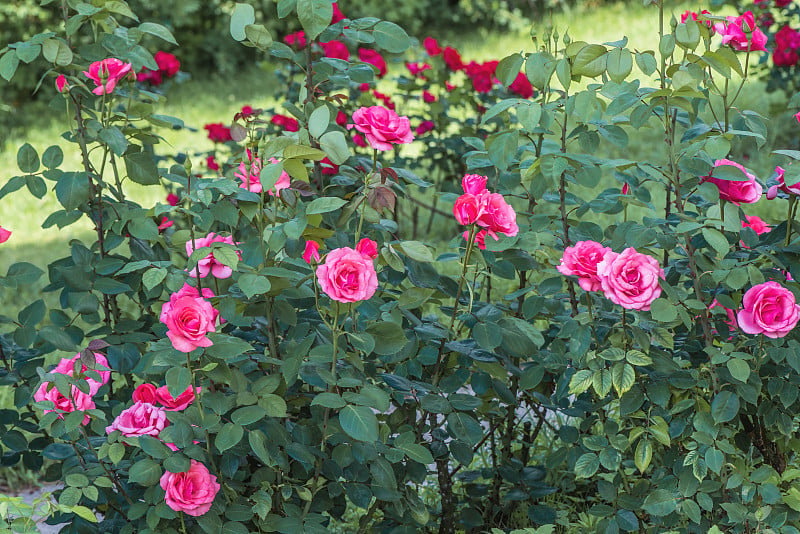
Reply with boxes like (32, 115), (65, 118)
(4, 0), (800, 533)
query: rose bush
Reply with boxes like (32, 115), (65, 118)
(4, 0), (800, 533)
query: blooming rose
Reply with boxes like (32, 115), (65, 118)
(681, 9), (714, 30)
(266, 158), (291, 195)
(596, 248), (664, 311)
(82, 58), (132, 95)
(236, 152), (262, 193)
(321, 40), (349, 61)
(158, 217), (173, 232)
(349, 106), (414, 151)
(462, 174), (488, 195)
(372, 90), (395, 110)
(453, 194), (482, 225)
(415, 121), (435, 136)
(53, 352), (111, 395)
(331, 2), (345, 23)
(335, 111), (348, 127)
(465, 60), (498, 93)
(356, 238), (379, 259)
(714, 11), (768, 52)
(316, 247), (378, 302)
(509, 72), (534, 98)
(34, 382), (95, 425)
(105, 401), (167, 437)
(443, 46), (464, 70)
(702, 159), (763, 204)
(557, 241), (612, 292)
(206, 155), (219, 172)
(166, 193), (179, 206)
(0, 225), (11, 244)
(767, 165), (800, 198)
(185, 233), (239, 279)
(358, 48), (387, 77)
(284, 31), (306, 49)
(475, 192), (519, 239)
(742, 215), (770, 235)
(156, 385), (200, 411)
(160, 460), (220, 517)
(422, 90), (436, 103)
(303, 241), (321, 264)
(56, 74), (69, 93)
(132, 383), (157, 404)
(796, 111), (800, 125)
(203, 123), (232, 143)
(155, 51), (180, 76)
(737, 281), (800, 338)
(321, 156), (339, 176)
(160, 286), (219, 352)
(271, 114), (299, 132)
(424, 37), (442, 56)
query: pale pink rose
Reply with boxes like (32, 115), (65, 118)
(709, 299), (737, 331)
(303, 241), (321, 264)
(34, 382), (95, 425)
(316, 247), (378, 302)
(356, 238), (378, 259)
(462, 174), (488, 195)
(463, 229), (488, 250)
(742, 215), (770, 235)
(105, 401), (168, 437)
(715, 11), (768, 52)
(737, 281), (800, 338)
(160, 291), (219, 353)
(132, 383), (157, 404)
(82, 58), (133, 95)
(53, 352), (111, 395)
(56, 74), (69, 93)
(348, 106), (414, 151)
(155, 385), (200, 411)
(702, 159), (763, 204)
(557, 241), (612, 292)
(185, 233), (239, 279)
(453, 194), (482, 225)
(0, 225), (11, 244)
(597, 248), (664, 311)
(475, 192), (519, 239)
(160, 460), (220, 517)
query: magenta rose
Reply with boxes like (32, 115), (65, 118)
(56, 74), (69, 93)
(316, 247), (378, 303)
(453, 194), (482, 225)
(475, 192), (519, 239)
(349, 106), (414, 151)
(303, 240), (321, 264)
(160, 460), (220, 517)
(702, 159), (763, 204)
(557, 241), (612, 292)
(156, 385), (200, 411)
(597, 248), (664, 311)
(737, 281), (800, 338)
(709, 298), (737, 332)
(358, 48), (387, 77)
(462, 229), (488, 250)
(34, 382), (95, 425)
(715, 11), (768, 52)
(355, 238), (379, 259)
(53, 352), (111, 395)
(0, 225), (10, 244)
(767, 166), (800, 199)
(105, 401), (168, 437)
(160, 288), (219, 352)
(321, 40), (349, 61)
(462, 174), (488, 195)
(185, 233), (239, 279)
(82, 58), (133, 95)
(132, 383), (158, 404)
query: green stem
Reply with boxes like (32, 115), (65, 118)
(786, 196), (796, 247)
(355, 150), (378, 244)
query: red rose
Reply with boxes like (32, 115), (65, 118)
(359, 48), (387, 77)
(443, 46), (464, 71)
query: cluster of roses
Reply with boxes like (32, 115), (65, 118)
(452, 174), (519, 250)
(136, 51), (180, 86)
(107, 384), (219, 516)
(681, 9), (768, 52)
(33, 352), (111, 425)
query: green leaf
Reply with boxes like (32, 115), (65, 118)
(244, 24), (273, 51)
(165, 367), (191, 399)
(446, 412), (483, 446)
(39, 326), (79, 351)
(248, 430), (273, 466)
(635, 439), (652, 473)
(319, 131), (350, 164)
(612, 363), (636, 396)
(297, 0), (333, 41)
(138, 22), (178, 45)
(215, 423), (244, 452)
(0, 51), (19, 81)
(626, 350), (653, 366)
(311, 392), (347, 409)
(339, 405), (379, 442)
(69, 505), (98, 523)
(372, 21), (410, 53)
(17, 143), (39, 173)
(365, 322), (407, 356)
(574, 452), (600, 478)
(592, 369), (612, 397)
(727, 358), (750, 383)
(230, 3), (255, 41)
(129, 458), (162, 486)
(238, 273), (271, 299)
(43, 145), (64, 169)
(308, 105), (330, 139)
(711, 390), (739, 423)
(231, 405), (267, 426)
(307, 196), (348, 214)
(260, 394), (288, 417)
(643, 489), (677, 516)
(397, 241), (433, 262)
(125, 152), (160, 185)
(572, 44), (607, 77)
(702, 227), (729, 257)
(55, 172), (90, 211)
(108, 442), (125, 464)
(139, 435), (171, 459)
(650, 298), (677, 322)
(568, 370), (593, 395)
(142, 268), (167, 291)
(496, 53), (524, 88)
(99, 127), (128, 156)
(606, 48), (632, 83)
(710, 164), (749, 181)
(398, 442), (434, 465)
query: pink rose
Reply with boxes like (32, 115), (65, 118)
(82, 58), (133, 95)
(185, 233), (239, 279)
(0, 225), (10, 244)
(462, 174), (488, 195)
(160, 460), (220, 517)
(284, 31), (307, 49)
(597, 248), (664, 311)
(156, 385), (200, 411)
(34, 382), (95, 425)
(303, 241), (321, 264)
(353, 132), (368, 147)
(557, 241), (612, 292)
(475, 192), (519, 239)
(702, 159), (763, 204)
(321, 40), (349, 61)
(358, 48), (387, 77)
(407, 63), (432, 77)
(767, 166), (800, 199)
(158, 217), (173, 232)
(166, 193), (179, 206)
(796, 111), (800, 125)
(356, 238), (379, 259)
(742, 215), (770, 235)
(331, 2), (345, 24)
(738, 281), (800, 338)
(316, 247), (378, 302)
(105, 401), (167, 437)
(443, 47), (464, 71)
(236, 152), (262, 193)
(336, 111), (348, 126)
(56, 74), (69, 93)
(453, 194), (482, 225)
(53, 352), (111, 395)
(205, 155), (220, 171)
(709, 299), (737, 331)
(349, 106), (414, 151)
(715, 11), (768, 52)
(267, 158), (291, 196)
(160, 286), (219, 352)
(132, 383), (157, 404)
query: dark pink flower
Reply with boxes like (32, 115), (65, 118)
(424, 37), (442, 56)
(82, 58), (133, 95)
(422, 90), (436, 103)
(160, 292), (218, 352)
(167, 193), (179, 206)
(407, 62), (431, 77)
(453, 194), (482, 225)
(475, 192), (519, 239)
(359, 48), (387, 77)
(203, 123), (232, 143)
(160, 461), (220, 517)
(106, 401), (167, 437)
(738, 281), (800, 338)
(321, 40), (349, 61)
(132, 383), (157, 404)
(415, 120), (435, 136)
(206, 155), (219, 171)
(349, 105), (414, 151)
(701, 159), (763, 204)
(509, 72), (533, 98)
(742, 215), (770, 235)
(331, 2), (345, 23)
(158, 216), (173, 232)
(185, 233), (239, 279)
(321, 156), (339, 176)
(34, 382), (95, 425)
(557, 241), (613, 292)
(336, 111), (348, 126)
(56, 74), (69, 93)
(714, 11), (768, 52)
(462, 174), (488, 195)
(462, 229), (487, 250)
(443, 46), (465, 71)
(155, 51), (180, 77)
(0, 225), (10, 244)
(356, 238), (379, 259)
(156, 385), (199, 411)
(53, 353), (111, 395)
(303, 241), (321, 264)
(271, 114), (300, 132)
(284, 31), (307, 49)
